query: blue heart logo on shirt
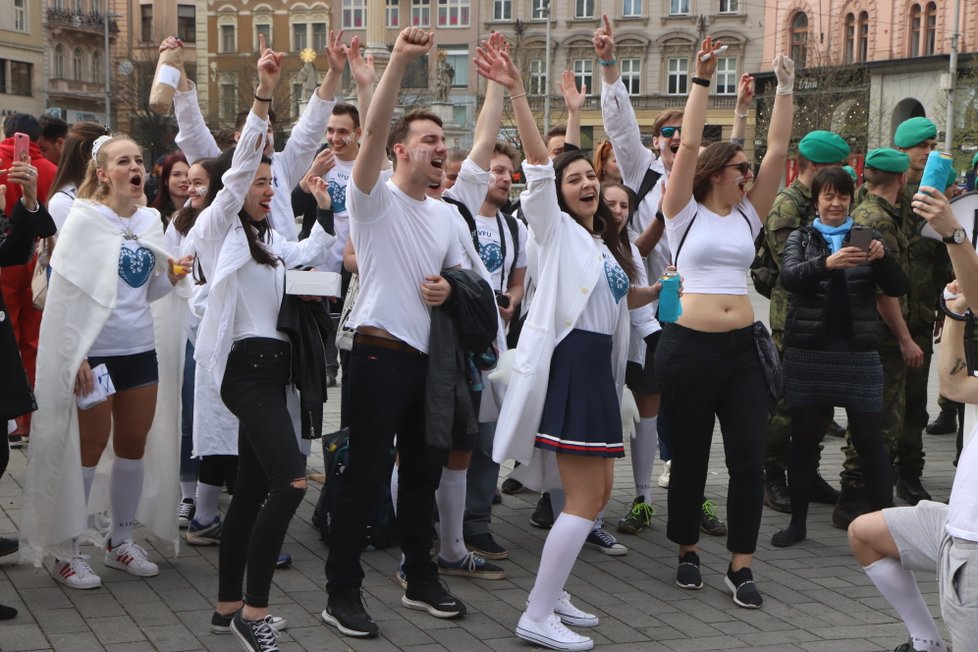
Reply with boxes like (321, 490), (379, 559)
(479, 242), (503, 272)
(604, 259), (629, 304)
(119, 246), (156, 288)
(327, 178), (347, 214)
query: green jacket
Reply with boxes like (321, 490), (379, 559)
(852, 192), (909, 321)
(902, 184), (953, 342)
(765, 179), (812, 332)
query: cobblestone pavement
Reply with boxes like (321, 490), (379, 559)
(0, 293), (961, 651)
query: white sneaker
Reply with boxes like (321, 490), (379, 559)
(658, 460), (671, 488)
(105, 540), (159, 577)
(555, 591), (599, 627)
(516, 612), (593, 651)
(54, 555), (102, 589)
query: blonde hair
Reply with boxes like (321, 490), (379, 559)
(77, 135), (140, 201)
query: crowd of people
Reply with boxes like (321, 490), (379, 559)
(0, 14), (976, 652)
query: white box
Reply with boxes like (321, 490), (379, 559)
(285, 270), (342, 297)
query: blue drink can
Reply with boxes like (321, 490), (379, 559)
(659, 271), (682, 323)
(919, 151), (953, 193)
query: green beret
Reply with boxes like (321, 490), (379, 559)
(865, 148), (909, 174)
(842, 165), (857, 182)
(798, 131), (850, 164)
(971, 151), (978, 170)
(946, 165), (959, 189)
(894, 117), (938, 148)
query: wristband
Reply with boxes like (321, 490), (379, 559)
(691, 76), (710, 87)
(254, 93), (272, 102)
(509, 92), (527, 101)
(735, 110), (749, 118)
(598, 58), (616, 67)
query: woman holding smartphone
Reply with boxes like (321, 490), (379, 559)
(772, 166), (907, 546)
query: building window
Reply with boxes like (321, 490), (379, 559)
(3, 60), (33, 96)
(790, 11), (808, 67)
(622, 0), (642, 18)
(92, 50), (102, 84)
(72, 48), (84, 82)
(528, 58), (546, 96)
(440, 48), (468, 86)
(718, 0), (738, 13)
(92, 0), (102, 14)
(531, 0), (547, 20)
(255, 23), (272, 49)
(924, 1), (937, 55)
(575, 0), (594, 19)
(387, 0), (400, 27)
(220, 82), (237, 122)
(177, 5), (196, 43)
(343, 0), (366, 28)
(403, 54), (429, 87)
(220, 25), (236, 53)
(312, 23), (328, 50)
(667, 56), (688, 95)
(54, 45), (65, 79)
(13, 0), (26, 31)
(293, 24), (307, 51)
(437, 0), (469, 27)
(140, 4), (153, 43)
(909, 5), (922, 56)
(493, 0), (511, 21)
(844, 13), (855, 63)
(411, 0), (430, 26)
(715, 56), (736, 94)
(572, 58), (592, 95)
(72, 0), (82, 13)
(858, 11), (869, 62)
(620, 58), (640, 95)
(293, 82), (304, 118)
(670, 0), (690, 16)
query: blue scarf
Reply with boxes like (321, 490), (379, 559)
(812, 216), (853, 253)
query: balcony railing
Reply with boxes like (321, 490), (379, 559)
(523, 94), (737, 111)
(47, 77), (108, 98)
(45, 9), (119, 35)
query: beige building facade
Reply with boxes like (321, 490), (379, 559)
(0, 0), (45, 119)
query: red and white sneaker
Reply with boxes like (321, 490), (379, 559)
(105, 540), (159, 577)
(54, 555), (102, 590)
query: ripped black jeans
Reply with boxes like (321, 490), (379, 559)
(219, 337), (306, 608)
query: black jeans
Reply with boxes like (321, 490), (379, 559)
(218, 338), (306, 608)
(325, 340), (443, 595)
(655, 323), (769, 554)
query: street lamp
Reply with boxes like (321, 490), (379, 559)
(543, 0), (551, 135)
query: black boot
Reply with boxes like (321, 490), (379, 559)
(831, 486), (869, 530)
(763, 471), (792, 513)
(895, 472), (931, 506)
(826, 420), (846, 438)
(925, 408), (957, 435)
(530, 493), (554, 529)
(810, 473), (841, 505)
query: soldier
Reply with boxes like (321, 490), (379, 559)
(843, 148), (914, 529)
(762, 130), (850, 513)
(893, 117), (953, 504)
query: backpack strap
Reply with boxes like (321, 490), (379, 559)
(502, 211), (520, 289)
(443, 195), (480, 252)
(672, 212), (697, 265)
(627, 167), (663, 229)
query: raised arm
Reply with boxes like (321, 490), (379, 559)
(912, 187), (978, 306)
(938, 284), (978, 403)
(558, 70), (585, 149)
(730, 74), (754, 146)
(662, 38), (722, 219)
(353, 27), (434, 193)
(165, 36), (221, 163)
(748, 55), (794, 217)
(468, 34), (507, 170)
(347, 36), (376, 119)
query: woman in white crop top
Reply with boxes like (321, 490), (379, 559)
(657, 37), (795, 610)
(478, 42), (660, 651)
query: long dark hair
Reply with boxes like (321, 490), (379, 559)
(151, 153), (189, 224)
(692, 141), (743, 203)
(171, 157), (218, 236)
(600, 180), (635, 250)
(553, 150), (638, 282)
(50, 122), (110, 193)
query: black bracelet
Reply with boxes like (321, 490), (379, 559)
(690, 76), (711, 87)
(254, 93), (272, 102)
(939, 295), (974, 322)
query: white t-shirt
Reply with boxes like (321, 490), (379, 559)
(575, 237), (630, 336)
(48, 184), (77, 232)
(323, 156), (354, 273)
(475, 213), (527, 294)
(89, 206), (170, 356)
(233, 254), (288, 343)
(665, 197), (761, 295)
(946, 423), (978, 541)
(347, 177), (463, 353)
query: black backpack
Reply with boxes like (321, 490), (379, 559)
(444, 195), (521, 291)
(625, 167), (663, 230)
(750, 184), (809, 299)
(312, 428), (397, 551)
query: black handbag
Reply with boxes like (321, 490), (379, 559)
(752, 321), (784, 409)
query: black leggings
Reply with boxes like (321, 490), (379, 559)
(198, 454), (238, 494)
(787, 406), (892, 530)
(218, 338), (306, 608)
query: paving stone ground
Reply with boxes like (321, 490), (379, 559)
(0, 292), (962, 652)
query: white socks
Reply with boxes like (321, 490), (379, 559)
(82, 465), (96, 505)
(109, 457), (144, 545)
(630, 417), (658, 503)
(390, 465), (399, 517)
(864, 558), (946, 651)
(525, 513), (592, 622)
(180, 481), (197, 503)
(436, 468), (468, 562)
(194, 483), (222, 525)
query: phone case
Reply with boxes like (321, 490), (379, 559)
(13, 132), (30, 162)
(849, 227), (874, 252)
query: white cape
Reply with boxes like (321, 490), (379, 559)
(20, 199), (183, 565)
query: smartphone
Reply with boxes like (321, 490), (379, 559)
(13, 132), (30, 163)
(849, 226), (874, 253)
(495, 292), (511, 309)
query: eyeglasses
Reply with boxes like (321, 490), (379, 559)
(723, 162), (752, 175)
(659, 126), (682, 138)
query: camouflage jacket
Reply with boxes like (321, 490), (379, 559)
(852, 192), (909, 320)
(902, 183), (953, 338)
(765, 179), (812, 332)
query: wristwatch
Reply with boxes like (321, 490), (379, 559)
(943, 228), (967, 245)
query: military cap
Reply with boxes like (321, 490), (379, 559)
(894, 117), (938, 148)
(798, 131), (850, 164)
(971, 151), (978, 170)
(842, 165), (858, 182)
(865, 148), (909, 174)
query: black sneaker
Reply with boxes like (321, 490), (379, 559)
(530, 493), (554, 529)
(926, 408), (957, 435)
(896, 473), (931, 506)
(402, 580), (467, 618)
(230, 610), (279, 652)
(321, 592), (379, 638)
(501, 477), (524, 494)
(725, 565), (763, 609)
(676, 551), (703, 590)
(211, 611), (286, 634)
(0, 537), (19, 558)
(699, 499), (727, 536)
(464, 532), (508, 560)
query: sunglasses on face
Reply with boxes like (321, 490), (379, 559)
(659, 126), (682, 138)
(723, 162), (751, 175)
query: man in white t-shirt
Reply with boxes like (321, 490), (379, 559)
(320, 27), (466, 639)
(321, 103), (360, 275)
(849, 189), (978, 652)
